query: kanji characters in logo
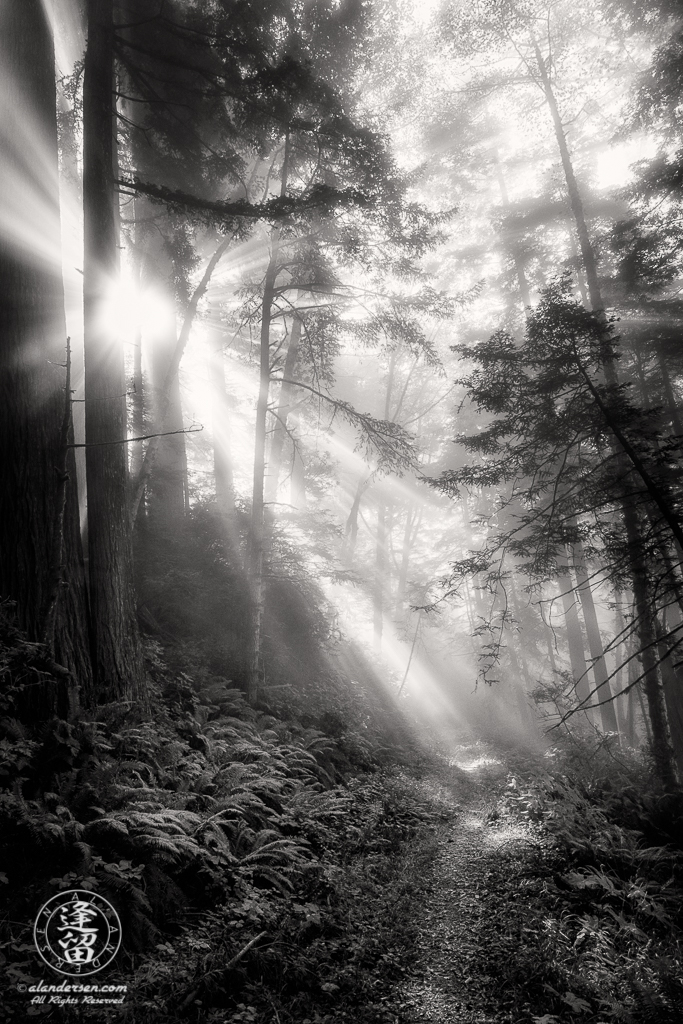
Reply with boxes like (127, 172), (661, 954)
(33, 890), (122, 976)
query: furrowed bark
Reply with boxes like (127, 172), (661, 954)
(83, 0), (143, 699)
(0, 0), (92, 708)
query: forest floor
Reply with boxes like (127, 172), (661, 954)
(397, 741), (547, 1024)
(3, 684), (682, 1024)
(393, 737), (683, 1024)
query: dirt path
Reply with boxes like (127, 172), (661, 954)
(399, 742), (542, 1024)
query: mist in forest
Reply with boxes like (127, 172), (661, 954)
(3, 0), (683, 811)
(6, 1), (683, 1020)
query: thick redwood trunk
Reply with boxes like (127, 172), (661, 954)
(129, 232), (145, 485)
(141, 239), (187, 522)
(83, 0), (143, 699)
(0, 0), (92, 707)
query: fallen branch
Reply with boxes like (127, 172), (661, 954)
(178, 931), (269, 1011)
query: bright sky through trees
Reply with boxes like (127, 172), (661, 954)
(4, 0), (683, 772)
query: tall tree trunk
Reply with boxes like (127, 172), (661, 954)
(207, 331), (235, 515)
(566, 221), (589, 307)
(395, 505), (423, 613)
(613, 592), (629, 738)
(289, 408), (307, 509)
(557, 565), (592, 708)
(245, 134), (293, 704)
(506, 630), (535, 731)
(342, 474), (372, 563)
(655, 342), (683, 437)
(493, 151), (531, 309)
(626, 672), (637, 746)
(535, 42), (678, 785)
(264, 315), (302, 506)
(83, 0), (143, 699)
(374, 498), (387, 652)
(656, 607), (683, 777)
(141, 239), (187, 523)
(247, 236), (281, 703)
(373, 355), (397, 653)
(129, 237), (229, 524)
(533, 38), (603, 316)
(628, 529), (678, 787)
(571, 541), (619, 733)
(130, 262), (145, 484)
(0, 0), (92, 707)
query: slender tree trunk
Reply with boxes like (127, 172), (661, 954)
(493, 151), (531, 309)
(248, 236), (280, 702)
(566, 221), (589, 307)
(374, 498), (387, 652)
(535, 42), (678, 785)
(557, 565), (592, 707)
(373, 356), (397, 653)
(506, 630), (535, 731)
(613, 592), (629, 738)
(289, 408), (306, 509)
(571, 541), (619, 733)
(656, 608), (683, 777)
(264, 315), (302, 506)
(545, 629), (559, 675)
(207, 332), (235, 515)
(396, 505), (423, 613)
(342, 475), (371, 563)
(0, 0), (92, 707)
(655, 342), (683, 436)
(533, 38), (603, 316)
(463, 578), (477, 633)
(628, 530), (678, 787)
(83, 0), (144, 699)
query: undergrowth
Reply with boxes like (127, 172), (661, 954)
(474, 740), (683, 1023)
(0, 618), (441, 1022)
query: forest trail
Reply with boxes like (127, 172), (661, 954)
(400, 742), (543, 1024)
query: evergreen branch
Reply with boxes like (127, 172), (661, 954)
(273, 377), (418, 471)
(116, 177), (370, 227)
